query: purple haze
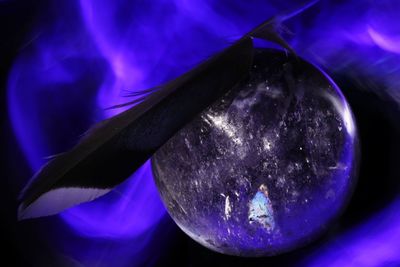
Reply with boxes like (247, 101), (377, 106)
(7, 0), (400, 266)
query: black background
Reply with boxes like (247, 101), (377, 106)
(1, 1), (399, 266)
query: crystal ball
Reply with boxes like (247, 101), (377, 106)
(151, 49), (359, 256)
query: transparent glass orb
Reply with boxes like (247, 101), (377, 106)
(152, 49), (359, 256)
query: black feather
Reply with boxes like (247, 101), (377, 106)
(18, 17), (294, 220)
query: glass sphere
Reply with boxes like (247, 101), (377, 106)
(152, 49), (359, 256)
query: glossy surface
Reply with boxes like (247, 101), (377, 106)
(152, 49), (359, 256)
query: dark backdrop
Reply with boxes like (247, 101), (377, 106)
(1, 1), (399, 266)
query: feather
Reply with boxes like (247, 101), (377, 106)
(18, 16), (296, 220)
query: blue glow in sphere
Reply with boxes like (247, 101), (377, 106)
(152, 49), (359, 256)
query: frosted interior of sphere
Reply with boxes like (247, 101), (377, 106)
(151, 49), (359, 256)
